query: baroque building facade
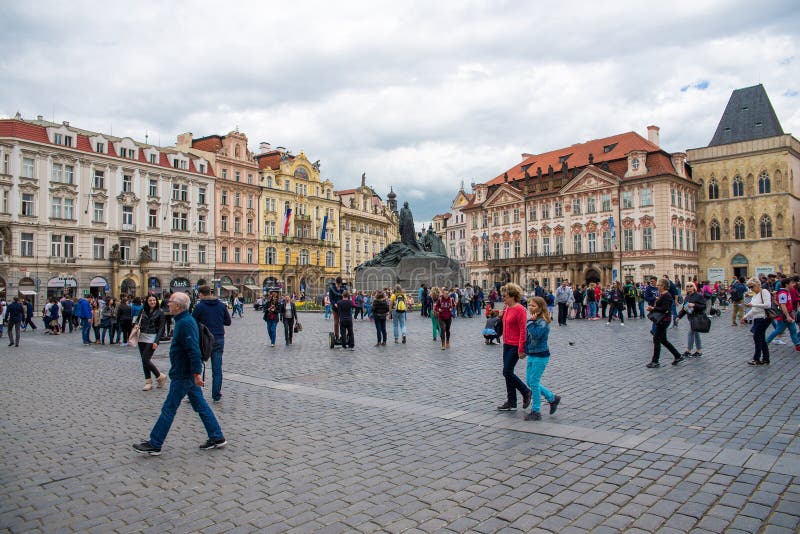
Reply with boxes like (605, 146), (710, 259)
(256, 147), (339, 296)
(463, 128), (699, 291)
(336, 175), (399, 277)
(0, 115), (216, 306)
(179, 130), (262, 301)
(687, 84), (800, 280)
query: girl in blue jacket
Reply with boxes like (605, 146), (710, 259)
(524, 296), (561, 421)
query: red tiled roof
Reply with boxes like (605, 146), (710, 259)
(192, 135), (224, 153)
(256, 152), (285, 170)
(487, 131), (660, 186)
(0, 118), (215, 177)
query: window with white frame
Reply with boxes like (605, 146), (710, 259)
(94, 170), (104, 189)
(601, 194), (611, 212)
(542, 237), (551, 256)
(622, 191), (633, 208)
(234, 217), (241, 233)
(265, 247), (276, 264)
(93, 237), (105, 259)
(586, 197), (596, 213)
(122, 174), (132, 193)
(22, 157), (34, 178)
(221, 190), (227, 205)
(555, 235), (564, 255)
(642, 227), (653, 250)
(554, 202), (563, 217)
(51, 234), (62, 257)
(247, 248), (253, 264)
(573, 233), (582, 253)
(122, 206), (133, 227)
(93, 202), (104, 222)
(247, 194), (253, 209)
(326, 251), (335, 267)
(148, 179), (158, 197)
(51, 197), (63, 219)
(3, 153), (8, 174)
(198, 187), (206, 205)
(198, 245), (206, 264)
(119, 239), (131, 260)
(572, 198), (581, 215)
(640, 187), (652, 206)
(96, 142), (105, 154)
(247, 218), (253, 234)
(172, 211), (188, 231)
(148, 209), (158, 228)
(173, 242), (189, 263)
(148, 241), (159, 262)
(623, 229), (634, 251)
(542, 203), (551, 219)
(149, 153), (157, 164)
(603, 231), (612, 251)
(198, 214), (206, 233)
(220, 246), (228, 263)
(21, 193), (34, 216)
(1, 190), (8, 213)
(587, 232), (596, 253)
(234, 247), (241, 263)
(172, 183), (187, 201)
(21, 232), (34, 256)
(221, 215), (228, 232)
(234, 192), (240, 207)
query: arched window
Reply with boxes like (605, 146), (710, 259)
(758, 171), (770, 194)
(299, 249), (309, 265)
(265, 247), (276, 264)
(710, 219), (721, 241)
(760, 215), (772, 238)
(732, 175), (744, 197)
(708, 179), (719, 199)
(734, 217), (746, 240)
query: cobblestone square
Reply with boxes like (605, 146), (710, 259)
(1, 308), (799, 532)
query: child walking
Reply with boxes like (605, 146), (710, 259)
(523, 296), (561, 421)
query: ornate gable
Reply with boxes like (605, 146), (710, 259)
(560, 166), (619, 194)
(483, 184), (524, 208)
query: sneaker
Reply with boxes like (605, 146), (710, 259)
(402, 335), (406, 344)
(646, 362), (660, 368)
(620, 323), (625, 327)
(549, 395), (561, 415)
(747, 359), (761, 366)
(497, 402), (517, 411)
(394, 338), (399, 343)
(381, 342), (386, 346)
(692, 351), (702, 358)
(773, 339), (786, 345)
(795, 344), (800, 352)
(133, 441), (161, 456)
(682, 351), (691, 359)
(199, 438), (227, 450)
(524, 411), (542, 421)
(672, 355), (685, 365)
(522, 390), (532, 410)
(605, 322), (610, 326)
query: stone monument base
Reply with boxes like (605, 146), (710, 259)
(355, 256), (465, 292)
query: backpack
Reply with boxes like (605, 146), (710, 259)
(625, 285), (636, 298)
(195, 318), (215, 362)
(730, 284), (745, 302)
(396, 294), (406, 312)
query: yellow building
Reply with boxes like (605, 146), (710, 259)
(336, 174), (399, 278)
(688, 85), (800, 280)
(256, 147), (339, 296)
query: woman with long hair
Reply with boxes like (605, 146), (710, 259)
(523, 296), (561, 421)
(370, 290), (390, 346)
(676, 282), (706, 358)
(262, 292), (281, 348)
(91, 300), (102, 344)
(100, 298), (116, 344)
(434, 287), (454, 350)
(137, 295), (167, 391)
(497, 283), (532, 411)
(743, 278), (772, 365)
(645, 279), (685, 368)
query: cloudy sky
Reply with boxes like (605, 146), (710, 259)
(2, 0), (799, 222)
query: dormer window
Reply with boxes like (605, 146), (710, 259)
(149, 153), (157, 164)
(559, 154), (571, 164)
(53, 133), (73, 147)
(603, 143), (617, 153)
(97, 142), (105, 153)
(198, 164), (205, 173)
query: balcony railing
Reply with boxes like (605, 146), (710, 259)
(488, 251), (614, 268)
(121, 223), (136, 231)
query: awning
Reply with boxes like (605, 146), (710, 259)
(221, 285), (238, 291)
(244, 285), (261, 291)
(90, 276), (108, 288)
(19, 290), (37, 295)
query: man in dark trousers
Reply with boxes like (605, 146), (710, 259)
(334, 289), (355, 350)
(60, 296), (74, 333)
(192, 285), (231, 403)
(4, 297), (25, 347)
(22, 299), (37, 331)
(134, 292), (226, 455)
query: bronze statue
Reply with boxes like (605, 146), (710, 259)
(398, 202), (420, 250)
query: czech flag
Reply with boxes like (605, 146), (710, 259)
(282, 208), (292, 236)
(321, 214), (328, 240)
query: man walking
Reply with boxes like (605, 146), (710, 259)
(391, 285), (408, 343)
(133, 292), (226, 455)
(192, 285), (232, 403)
(23, 299), (37, 332)
(555, 280), (572, 326)
(729, 276), (748, 326)
(4, 297), (25, 347)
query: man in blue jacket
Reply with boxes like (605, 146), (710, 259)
(75, 296), (92, 345)
(192, 285), (231, 403)
(5, 297), (25, 347)
(133, 292), (226, 456)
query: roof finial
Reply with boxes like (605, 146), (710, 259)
(460, 179), (464, 191)
(361, 172), (366, 187)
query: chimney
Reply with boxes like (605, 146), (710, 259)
(37, 115), (43, 121)
(259, 142), (272, 153)
(647, 125), (660, 146)
(62, 120), (70, 127)
(521, 153), (534, 161)
(176, 132), (193, 149)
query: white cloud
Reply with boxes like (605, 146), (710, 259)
(1, 0), (799, 221)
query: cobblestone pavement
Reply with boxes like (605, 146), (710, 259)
(1, 307), (799, 533)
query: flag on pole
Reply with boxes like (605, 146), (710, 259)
(282, 208), (292, 236)
(608, 216), (617, 249)
(482, 231), (488, 244)
(320, 214), (328, 240)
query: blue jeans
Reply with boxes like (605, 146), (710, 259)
(687, 328), (702, 351)
(586, 301), (596, 318)
(638, 300), (645, 318)
(266, 320), (278, 344)
(526, 356), (554, 413)
(502, 344), (531, 406)
(80, 317), (91, 344)
(324, 304), (331, 319)
(766, 319), (800, 346)
(393, 311), (407, 339)
(149, 378), (223, 449)
(210, 339), (224, 401)
(671, 300), (678, 325)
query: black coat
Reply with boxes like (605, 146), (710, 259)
(371, 298), (390, 320)
(138, 307), (166, 339)
(677, 293), (706, 319)
(278, 301), (297, 322)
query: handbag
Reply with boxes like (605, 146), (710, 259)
(293, 321), (302, 333)
(647, 310), (666, 323)
(127, 324), (140, 346)
(689, 313), (711, 333)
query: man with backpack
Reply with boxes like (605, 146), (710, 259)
(133, 291), (226, 456)
(624, 280), (638, 318)
(729, 276), (748, 326)
(391, 285), (408, 343)
(192, 285), (232, 403)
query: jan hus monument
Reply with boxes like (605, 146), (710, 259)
(355, 201), (465, 290)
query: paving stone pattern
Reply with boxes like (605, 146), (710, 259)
(1, 308), (798, 532)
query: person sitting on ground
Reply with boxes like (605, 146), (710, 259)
(482, 310), (502, 344)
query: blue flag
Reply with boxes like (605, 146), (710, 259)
(321, 214), (328, 240)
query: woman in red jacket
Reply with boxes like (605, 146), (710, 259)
(497, 283), (532, 411)
(433, 290), (454, 350)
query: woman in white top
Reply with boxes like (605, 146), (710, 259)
(743, 277), (772, 365)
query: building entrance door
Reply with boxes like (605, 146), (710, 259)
(585, 269), (601, 284)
